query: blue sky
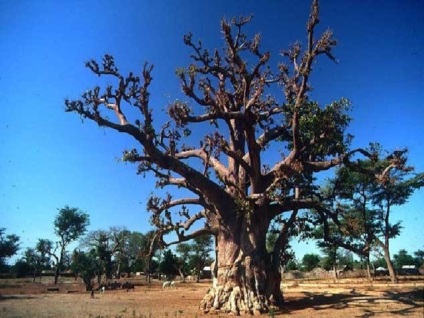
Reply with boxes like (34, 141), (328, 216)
(1, 0), (423, 263)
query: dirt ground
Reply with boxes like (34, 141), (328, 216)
(0, 277), (423, 317)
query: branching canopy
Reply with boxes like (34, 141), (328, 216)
(65, 0), (408, 253)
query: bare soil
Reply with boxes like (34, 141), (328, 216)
(0, 277), (423, 317)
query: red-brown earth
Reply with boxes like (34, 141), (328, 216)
(0, 276), (423, 317)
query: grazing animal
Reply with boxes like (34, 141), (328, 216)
(121, 281), (135, 292)
(109, 281), (122, 290)
(170, 281), (175, 288)
(162, 281), (173, 289)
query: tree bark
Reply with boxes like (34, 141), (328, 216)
(178, 267), (186, 282)
(32, 269), (37, 283)
(382, 246), (398, 283)
(375, 237), (398, 283)
(365, 257), (372, 281)
(53, 253), (62, 285)
(199, 220), (283, 315)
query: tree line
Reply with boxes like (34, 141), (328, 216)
(287, 249), (423, 275)
(1, 206), (214, 291)
(2, 201), (422, 289)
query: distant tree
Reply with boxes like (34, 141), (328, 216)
(319, 244), (339, 274)
(116, 230), (147, 277)
(71, 249), (100, 290)
(38, 206), (89, 284)
(64, 0), (417, 313)
(0, 228), (20, 270)
(139, 230), (160, 283)
(338, 250), (355, 270)
(393, 249), (415, 269)
(10, 260), (32, 278)
(266, 230), (296, 270)
(318, 247), (353, 276)
(114, 230), (160, 283)
(80, 227), (127, 280)
(159, 249), (178, 280)
(369, 163), (424, 283)
(23, 247), (50, 282)
(311, 148), (424, 283)
(371, 256), (387, 270)
(414, 250), (424, 268)
(266, 232), (278, 254)
(285, 259), (299, 271)
(188, 235), (214, 283)
(351, 259), (368, 271)
(317, 160), (380, 278)
(176, 242), (191, 281)
(302, 253), (321, 272)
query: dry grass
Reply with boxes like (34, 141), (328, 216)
(0, 277), (423, 317)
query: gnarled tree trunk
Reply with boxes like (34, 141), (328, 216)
(200, 217), (283, 315)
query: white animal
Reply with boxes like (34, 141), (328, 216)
(162, 280), (175, 289)
(101, 286), (105, 294)
(186, 275), (194, 281)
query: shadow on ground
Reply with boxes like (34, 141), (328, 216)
(268, 288), (423, 317)
(0, 295), (36, 301)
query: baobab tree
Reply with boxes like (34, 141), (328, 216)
(80, 227), (128, 280)
(65, 1), (408, 314)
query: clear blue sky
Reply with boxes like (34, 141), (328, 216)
(1, 0), (423, 263)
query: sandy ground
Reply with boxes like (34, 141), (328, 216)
(0, 278), (423, 317)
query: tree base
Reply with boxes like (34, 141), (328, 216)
(200, 284), (281, 316)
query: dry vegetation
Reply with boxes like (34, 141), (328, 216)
(0, 277), (423, 317)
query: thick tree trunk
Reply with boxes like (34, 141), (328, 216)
(200, 223), (283, 315)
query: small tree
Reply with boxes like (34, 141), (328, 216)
(23, 247), (50, 282)
(118, 230), (148, 277)
(302, 253), (321, 272)
(176, 242), (191, 281)
(318, 244), (339, 275)
(0, 228), (20, 271)
(39, 206), (89, 284)
(311, 149), (424, 283)
(80, 227), (127, 281)
(414, 250), (424, 268)
(372, 256), (387, 270)
(370, 165), (424, 283)
(71, 249), (99, 290)
(189, 235), (213, 283)
(393, 249), (415, 269)
(285, 259), (299, 271)
(160, 249), (178, 280)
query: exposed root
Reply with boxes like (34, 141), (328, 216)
(200, 284), (274, 316)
